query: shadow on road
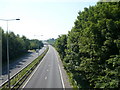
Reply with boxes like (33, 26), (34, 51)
(2, 52), (35, 75)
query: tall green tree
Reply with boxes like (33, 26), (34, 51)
(55, 35), (67, 60)
(55, 2), (120, 88)
(1, 27), (44, 64)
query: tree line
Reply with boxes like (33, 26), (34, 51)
(0, 27), (43, 64)
(46, 38), (55, 45)
(54, 2), (120, 88)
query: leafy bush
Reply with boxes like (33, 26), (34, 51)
(55, 2), (120, 88)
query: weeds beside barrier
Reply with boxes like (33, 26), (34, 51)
(0, 46), (49, 90)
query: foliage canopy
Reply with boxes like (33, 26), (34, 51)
(55, 2), (120, 88)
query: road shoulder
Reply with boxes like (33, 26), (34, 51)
(55, 48), (72, 88)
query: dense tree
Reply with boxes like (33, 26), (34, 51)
(0, 27), (43, 64)
(55, 2), (120, 88)
(29, 39), (43, 50)
(46, 38), (55, 45)
(54, 35), (67, 60)
(0, 28), (2, 62)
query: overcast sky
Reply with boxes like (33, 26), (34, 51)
(0, 0), (98, 40)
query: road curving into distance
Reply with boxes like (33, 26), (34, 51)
(23, 45), (65, 88)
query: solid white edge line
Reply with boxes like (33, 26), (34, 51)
(22, 51), (47, 89)
(0, 47), (45, 87)
(58, 63), (65, 88)
(53, 47), (65, 88)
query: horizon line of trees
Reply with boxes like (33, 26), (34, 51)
(55, 2), (120, 88)
(0, 27), (43, 64)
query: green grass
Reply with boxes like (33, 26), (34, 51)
(1, 47), (49, 89)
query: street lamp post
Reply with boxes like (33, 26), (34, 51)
(0, 19), (20, 89)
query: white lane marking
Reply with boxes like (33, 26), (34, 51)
(53, 48), (65, 88)
(0, 47), (47, 87)
(22, 53), (47, 89)
(47, 69), (49, 72)
(45, 76), (47, 80)
(48, 65), (51, 67)
(58, 63), (65, 88)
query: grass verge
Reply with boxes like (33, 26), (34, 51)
(1, 46), (49, 89)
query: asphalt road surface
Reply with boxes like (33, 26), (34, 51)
(23, 45), (64, 88)
(1, 46), (47, 84)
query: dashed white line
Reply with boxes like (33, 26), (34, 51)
(22, 53), (47, 89)
(0, 48), (46, 87)
(48, 65), (51, 67)
(45, 76), (47, 80)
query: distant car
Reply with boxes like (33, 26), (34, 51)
(36, 49), (39, 53)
